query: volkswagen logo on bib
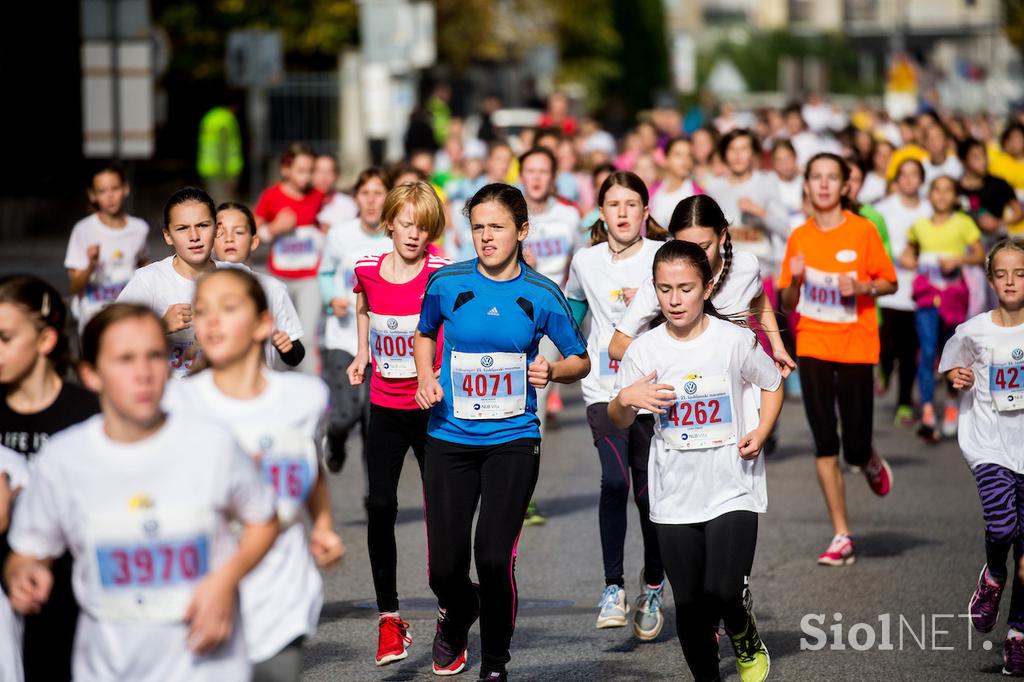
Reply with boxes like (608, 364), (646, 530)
(481, 355), (494, 368)
(387, 318), (399, 331)
(1013, 348), (1024, 362)
(684, 381), (698, 395)
(259, 435), (274, 452)
(142, 519), (159, 537)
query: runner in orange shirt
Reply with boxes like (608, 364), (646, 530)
(779, 152), (898, 567)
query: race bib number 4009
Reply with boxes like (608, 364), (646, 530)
(369, 313), (419, 378)
(657, 375), (737, 451)
(451, 351), (527, 420)
(991, 344), (1024, 413)
(89, 507), (214, 622)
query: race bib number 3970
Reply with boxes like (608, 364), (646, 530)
(451, 351), (527, 420)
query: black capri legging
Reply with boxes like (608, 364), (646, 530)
(797, 356), (874, 466)
(657, 511), (758, 682)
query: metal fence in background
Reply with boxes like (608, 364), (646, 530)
(267, 73), (339, 158)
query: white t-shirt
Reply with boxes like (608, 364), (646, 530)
(939, 312), (1024, 473)
(703, 172), (789, 275)
(64, 214), (150, 332)
(8, 413), (274, 682)
(923, 154), (964, 188)
(525, 197), (582, 285)
(0, 445), (27, 682)
(215, 262), (304, 367)
(771, 173), (806, 231)
(565, 239), (662, 406)
(874, 195), (932, 311)
(117, 256), (216, 378)
(164, 370), (327, 663)
(316, 192), (358, 230)
(789, 130), (841, 170)
(615, 318), (781, 524)
(616, 250), (764, 338)
(650, 180), (699, 228)
(859, 171), (889, 206)
(319, 219), (392, 354)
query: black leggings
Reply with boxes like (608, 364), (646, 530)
(879, 307), (918, 407)
(587, 404), (663, 587)
(798, 356), (874, 465)
(657, 511), (759, 682)
(366, 405), (429, 613)
(423, 436), (540, 670)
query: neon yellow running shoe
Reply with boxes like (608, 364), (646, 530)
(728, 620), (770, 682)
(523, 500), (546, 526)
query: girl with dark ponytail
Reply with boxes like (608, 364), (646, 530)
(587, 171), (669, 246)
(608, 195), (796, 380)
(0, 274), (100, 681)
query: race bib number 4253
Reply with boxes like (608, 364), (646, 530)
(451, 351), (527, 420)
(991, 344), (1024, 413)
(657, 375), (737, 451)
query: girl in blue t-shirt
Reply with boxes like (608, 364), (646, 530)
(414, 183), (590, 681)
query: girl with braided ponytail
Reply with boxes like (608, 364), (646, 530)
(608, 195), (796, 380)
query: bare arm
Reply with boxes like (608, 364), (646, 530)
(607, 330), (634, 362)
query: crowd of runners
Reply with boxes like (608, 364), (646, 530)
(0, 93), (1022, 681)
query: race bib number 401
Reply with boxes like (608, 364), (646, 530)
(991, 344), (1024, 413)
(798, 266), (858, 324)
(657, 375), (737, 451)
(370, 313), (418, 378)
(451, 351), (527, 420)
(89, 507), (213, 622)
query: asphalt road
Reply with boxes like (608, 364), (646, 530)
(0, 238), (1004, 680)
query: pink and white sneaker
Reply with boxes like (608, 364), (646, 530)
(864, 450), (893, 497)
(817, 534), (856, 566)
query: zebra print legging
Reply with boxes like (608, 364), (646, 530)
(974, 462), (1024, 629)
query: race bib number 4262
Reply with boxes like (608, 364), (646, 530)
(657, 375), (737, 451)
(450, 351), (527, 420)
(991, 345), (1024, 413)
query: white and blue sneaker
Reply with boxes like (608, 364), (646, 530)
(632, 578), (665, 641)
(596, 585), (628, 629)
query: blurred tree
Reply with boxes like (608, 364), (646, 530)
(1005, 0), (1024, 59)
(605, 0), (670, 113)
(155, 0), (359, 79)
(552, 0), (621, 112)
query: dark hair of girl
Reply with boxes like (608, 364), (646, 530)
(81, 303), (167, 368)
(718, 128), (760, 161)
(0, 275), (71, 376)
(651, 240), (726, 323)
(216, 202), (257, 236)
(163, 186), (216, 231)
(957, 136), (986, 164)
(668, 195), (732, 299)
(804, 153), (853, 211)
(664, 136), (691, 157)
(894, 158), (926, 186)
(518, 146), (557, 175)
(463, 183), (530, 262)
(588, 171), (669, 245)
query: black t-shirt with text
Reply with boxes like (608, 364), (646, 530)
(0, 381), (99, 682)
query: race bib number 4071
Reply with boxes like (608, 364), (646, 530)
(450, 351), (527, 420)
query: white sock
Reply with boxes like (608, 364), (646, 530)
(380, 611), (400, 621)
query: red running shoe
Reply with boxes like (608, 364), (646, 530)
(376, 615), (411, 666)
(864, 450), (893, 497)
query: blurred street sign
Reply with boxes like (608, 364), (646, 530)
(359, 0), (436, 71)
(226, 31), (283, 88)
(81, 0), (153, 159)
(671, 32), (696, 94)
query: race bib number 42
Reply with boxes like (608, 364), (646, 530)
(798, 266), (858, 324)
(991, 344), (1024, 413)
(369, 313), (419, 378)
(89, 507), (213, 622)
(657, 375), (737, 451)
(451, 351), (527, 420)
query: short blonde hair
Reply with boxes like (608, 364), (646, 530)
(381, 180), (445, 242)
